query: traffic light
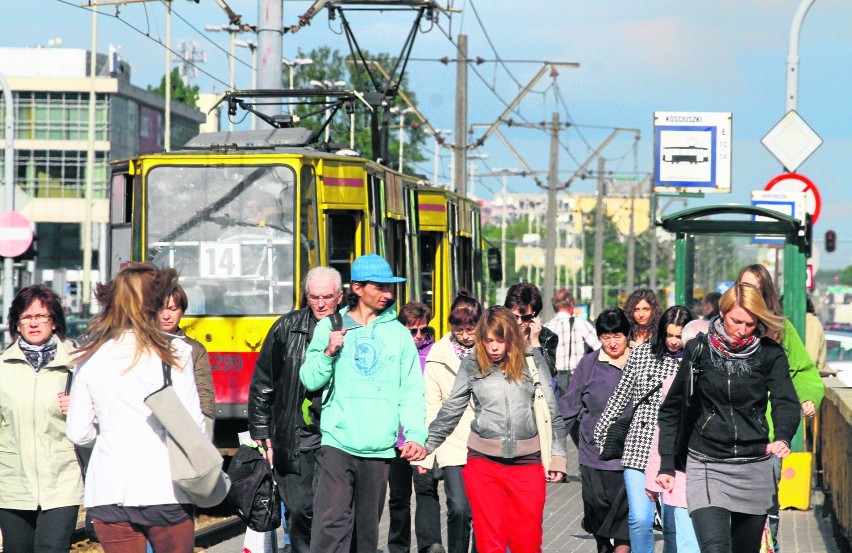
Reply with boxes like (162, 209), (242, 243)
(825, 230), (837, 253)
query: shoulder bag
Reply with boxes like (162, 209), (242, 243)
(144, 361), (231, 508)
(525, 356), (553, 473)
(599, 381), (663, 461)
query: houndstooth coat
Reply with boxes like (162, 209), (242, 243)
(593, 342), (681, 471)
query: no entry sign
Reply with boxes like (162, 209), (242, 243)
(0, 211), (34, 258)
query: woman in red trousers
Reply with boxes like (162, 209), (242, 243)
(424, 306), (567, 553)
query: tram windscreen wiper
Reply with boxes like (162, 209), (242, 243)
(161, 167), (268, 243)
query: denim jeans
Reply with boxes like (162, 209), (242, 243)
(624, 468), (656, 553)
(387, 452), (414, 553)
(767, 455), (782, 552)
(443, 466), (476, 553)
(671, 505), (699, 552)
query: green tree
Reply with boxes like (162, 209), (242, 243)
(290, 46), (428, 172)
(148, 68), (200, 108)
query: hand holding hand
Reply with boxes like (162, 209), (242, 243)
(656, 474), (675, 491)
(58, 393), (71, 415)
(546, 471), (564, 482)
(325, 327), (347, 357)
(766, 440), (791, 459)
(400, 441), (426, 461)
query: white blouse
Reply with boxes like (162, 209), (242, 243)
(67, 331), (205, 507)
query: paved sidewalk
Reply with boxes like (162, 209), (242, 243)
(206, 444), (840, 552)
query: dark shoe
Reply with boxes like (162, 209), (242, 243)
(426, 545), (446, 553)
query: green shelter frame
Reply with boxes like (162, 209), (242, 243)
(659, 204), (811, 338)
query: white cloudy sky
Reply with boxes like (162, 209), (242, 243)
(5, 0), (852, 267)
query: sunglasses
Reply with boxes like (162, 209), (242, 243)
(515, 313), (536, 323)
(409, 326), (431, 337)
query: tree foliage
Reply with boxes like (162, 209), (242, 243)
(289, 46), (428, 172)
(148, 68), (200, 108)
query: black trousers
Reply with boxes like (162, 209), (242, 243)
(556, 371), (579, 447)
(387, 452), (413, 553)
(310, 445), (390, 553)
(0, 506), (79, 553)
(690, 506), (766, 553)
(274, 448), (319, 553)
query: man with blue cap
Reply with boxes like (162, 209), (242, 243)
(301, 254), (427, 553)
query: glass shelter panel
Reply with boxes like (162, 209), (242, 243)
(146, 165), (296, 316)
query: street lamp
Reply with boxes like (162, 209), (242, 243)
(282, 57), (314, 90)
(492, 168), (525, 296)
(466, 153), (488, 199)
(236, 39), (257, 129)
(309, 79), (347, 142)
(390, 106), (415, 171)
(206, 24), (245, 131)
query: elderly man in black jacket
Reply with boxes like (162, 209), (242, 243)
(248, 266), (343, 553)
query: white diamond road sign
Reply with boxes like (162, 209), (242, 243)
(761, 110), (822, 173)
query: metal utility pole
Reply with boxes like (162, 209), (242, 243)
(542, 112), (559, 321)
(593, 158), (605, 318)
(626, 190), (636, 293)
(82, 3), (99, 315)
(1, 69), (15, 341)
(164, 0), (171, 151)
(453, 34), (468, 195)
(256, 0), (282, 118)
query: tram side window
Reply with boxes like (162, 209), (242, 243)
(455, 236), (473, 295)
(419, 233), (438, 315)
(327, 213), (359, 285)
(386, 219), (407, 301)
(300, 165), (319, 287)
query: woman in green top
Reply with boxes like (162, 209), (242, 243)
(736, 264), (824, 553)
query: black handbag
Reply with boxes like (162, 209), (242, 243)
(600, 382), (662, 461)
(674, 335), (705, 471)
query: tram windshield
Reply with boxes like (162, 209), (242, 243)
(146, 164), (296, 316)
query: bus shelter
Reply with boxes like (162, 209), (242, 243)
(659, 204), (810, 340)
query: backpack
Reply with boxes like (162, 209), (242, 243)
(227, 444), (282, 532)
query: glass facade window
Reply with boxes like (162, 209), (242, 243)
(0, 150), (108, 199)
(0, 91), (109, 141)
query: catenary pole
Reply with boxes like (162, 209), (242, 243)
(453, 34), (468, 195)
(1, 69), (15, 342)
(542, 112), (559, 321)
(256, 0), (282, 118)
(593, 157), (605, 318)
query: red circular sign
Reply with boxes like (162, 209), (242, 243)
(764, 173), (821, 224)
(0, 211), (34, 258)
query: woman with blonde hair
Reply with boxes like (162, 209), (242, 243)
(425, 306), (566, 553)
(657, 284), (801, 553)
(67, 263), (205, 553)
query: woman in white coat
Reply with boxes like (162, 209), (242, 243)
(67, 263), (205, 553)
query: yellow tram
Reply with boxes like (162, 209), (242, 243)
(107, 128), (484, 443)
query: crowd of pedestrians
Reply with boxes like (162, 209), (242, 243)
(0, 256), (825, 553)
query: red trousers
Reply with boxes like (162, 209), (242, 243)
(92, 518), (194, 553)
(462, 457), (547, 553)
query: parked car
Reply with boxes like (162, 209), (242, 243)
(826, 331), (852, 385)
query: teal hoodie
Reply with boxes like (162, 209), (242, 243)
(299, 302), (427, 458)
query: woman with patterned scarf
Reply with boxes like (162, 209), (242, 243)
(412, 291), (483, 553)
(656, 284), (801, 553)
(0, 285), (83, 553)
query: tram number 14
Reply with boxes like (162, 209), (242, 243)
(200, 243), (242, 278)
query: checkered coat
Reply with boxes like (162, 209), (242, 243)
(593, 342), (681, 471)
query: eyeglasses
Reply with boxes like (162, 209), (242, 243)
(515, 313), (536, 323)
(409, 326), (431, 337)
(20, 314), (51, 323)
(307, 293), (338, 305)
(452, 326), (476, 337)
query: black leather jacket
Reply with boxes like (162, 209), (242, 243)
(658, 335), (801, 473)
(539, 326), (559, 378)
(248, 308), (314, 475)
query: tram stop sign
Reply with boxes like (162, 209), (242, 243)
(0, 211), (34, 258)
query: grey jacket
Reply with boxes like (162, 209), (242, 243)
(425, 349), (567, 474)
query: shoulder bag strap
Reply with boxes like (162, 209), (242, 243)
(526, 355), (541, 385)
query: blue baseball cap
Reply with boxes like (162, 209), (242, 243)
(351, 254), (406, 283)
